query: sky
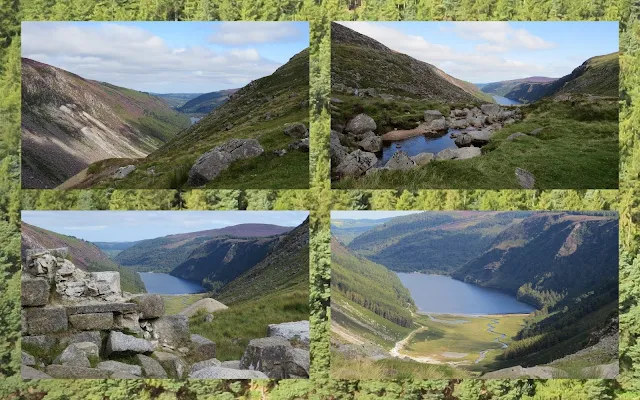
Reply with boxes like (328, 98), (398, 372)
(337, 21), (619, 83)
(22, 211), (309, 242)
(331, 211), (422, 220)
(22, 21), (309, 93)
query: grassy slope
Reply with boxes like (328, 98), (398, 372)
(84, 49), (310, 189)
(21, 223), (146, 293)
(177, 89), (237, 114)
(335, 98), (618, 189)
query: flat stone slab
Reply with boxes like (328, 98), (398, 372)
(136, 354), (168, 378)
(65, 303), (137, 315)
(21, 277), (49, 306)
(106, 331), (155, 355)
(22, 365), (52, 379)
(191, 334), (217, 362)
(97, 360), (142, 376)
(189, 366), (268, 379)
(69, 312), (114, 331)
(190, 358), (221, 374)
(131, 294), (165, 319)
(267, 321), (310, 345)
(46, 364), (111, 379)
(24, 307), (68, 335)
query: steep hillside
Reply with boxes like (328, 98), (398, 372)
(478, 77), (556, 98)
(21, 58), (191, 188)
(115, 224), (292, 273)
(452, 213), (618, 304)
(481, 53), (619, 103)
(170, 235), (281, 289)
(73, 48), (310, 189)
(21, 223), (146, 293)
(331, 22), (493, 104)
(94, 241), (139, 257)
(216, 218), (309, 304)
(177, 89), (238, 114)
(348, 211), (532, 273)
(332, 237), (414, 328)
(330, 217), (393, 245)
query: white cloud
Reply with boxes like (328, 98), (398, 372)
(209, 22), (302, 45)
(337, 22), (557, 82)
(21, 22), (287, 92)
(450, 22), (556, 52)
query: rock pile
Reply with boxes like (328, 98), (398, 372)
(188, 138), (264, 186)
(21, 249), (310, 380)
(331, 104), (524, 179)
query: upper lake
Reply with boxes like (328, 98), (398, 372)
(395, 272), (536, 315)
(139, 272), (206, 295)
(492, 95), (522, 106)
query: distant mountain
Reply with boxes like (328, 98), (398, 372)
(114, 224), (293, 273)
(332, 236), (414, 328)
(330, 217), (394, 245)
(480, 53), (619, 103)
(348, 211), (533, 273)
(477, 77), (557, 97)
(69, 48), (310, 189)
(21, 223), (146, 293)
(151, 93), (203, 108)
(216, 218), (309, 304)
(177, 89), (238, 114)
(94, 241), (140, 258)
(21, 58), (191, 188)
(331, 22), (494, 103)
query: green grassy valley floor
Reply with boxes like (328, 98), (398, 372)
(333, 98), (618, 189)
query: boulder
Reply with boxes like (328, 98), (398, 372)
(97, 360), (142, 376)
(151, 315), (190, 347)
(481, 103), (501, 117)
(467, 130), (492, 146)
(131, 294), (165, 319)
(22, 335), (58, 354)
(515, 167), (535, 189)
(267, 321), (310, 346)
(448, 119), (468, 129)
(22, 365), (52, 379)
(189, 366), (269, 379)
(114, 312), (141, 334)
(410, 152), (435, 166)
(110, 371), (141, 379)
(385, 151), (416, 170)
(220, 360), (242, 369)
(91, 271), (122, 300)
(178, 298), (228, 317)
(136, 354), (168, 378)
(190, 358), (222, 374)
(24, 307), (68, 335)
(288, 138), (309, 152)
(530, 127), (544, 136)
(334, 150), (378, 178)
(57, 347), (90, 368)
(424, 110), (443, 123)
(455, 146), (482, 160)
(507, 132), (527, 141)
(21, 277), (49, 306)
(272, 149), (287, 157)
(330, 142), (349, 167)
(357, 135), (383, 152)
(345, 114), (376, 136)
(204, 314), (214, 323)
(69, 312), (114, 331)
(435, 148), (458, 161)
(504, 118), (516, 125)
(240, 336), (294, 379)
(454, 134), (472, 147)
(67, 342), (100, 359)
(22, 351), (36, 366)
(330, 130), (344, 146)
(287, 348), (310, 378)
(426, 117), (447, 132)
(105, 331), (155, 355)
(191, 334), (217, 362)
(188, 139), (264, 186)
(283, 123), (308, 139)
(153, 351), (188, 379)
(46, 365), (111, 379)
(113, 165), (136, 179)
(468, 115), (486, 128)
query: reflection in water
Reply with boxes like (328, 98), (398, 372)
(139, 272), (206, 295)
(492, 95), (523, 106)
(381, 132), (458, 165)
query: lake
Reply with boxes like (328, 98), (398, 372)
(380, 132), (458, 165)
(395, 272), (536, 315)
(139, 272), (206, 295)
(190, 116), (202, 125)
(492, 95), (522, 106)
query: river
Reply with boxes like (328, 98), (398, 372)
(380, 131), (459, 165)
(139, 272), (206, 295)
(395, 273), (535, 315)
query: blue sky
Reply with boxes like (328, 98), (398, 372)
(22, 21), (309, 93)
(331, 211), (421, 220)
(22, 211), (309, 242)
(338, 21), (618, 83)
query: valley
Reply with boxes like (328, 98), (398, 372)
(331, 211), (619, 379)
(330, 22), (619, 189)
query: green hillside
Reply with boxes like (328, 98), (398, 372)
(331, 237), (414, 327)
(330, 217), (392, 245)
(79, 48), (310, 190)
(21, 223), (146, 294)
(177, 89), (237, 114)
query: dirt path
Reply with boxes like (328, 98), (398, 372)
(389, 325), (446, 364)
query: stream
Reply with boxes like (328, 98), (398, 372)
(475, 319), (508, 364)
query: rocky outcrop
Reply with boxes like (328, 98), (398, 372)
(267, 321), (310, 346)
(481, 365), (568, 379)
(345, 113), (376, 136)
(283, 123), (308, 139)
(515, 167), (535, 189)
(385, 151), (416, 170)
(240, 337), (301, 379)
(334, 150), (378, 178)
(187, 138), (264, 186)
